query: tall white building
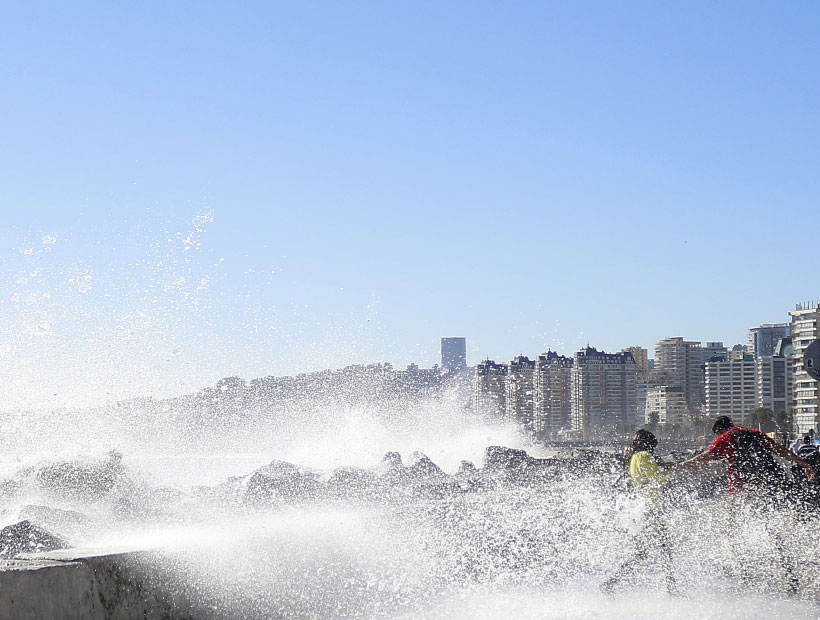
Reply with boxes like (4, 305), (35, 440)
(506, 356), (535, 430)
(533, 351), (572, 439)
(571, 347), (637, 440)
(790, 302), (820, 433)
(654, 337), (705, 416)
(704, 354), (757, 425)
(756, 354), (793, 416)
(645, 386), (690, 425)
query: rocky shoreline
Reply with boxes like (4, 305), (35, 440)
(0, 445), (629, 559)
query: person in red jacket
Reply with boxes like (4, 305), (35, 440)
(678, 415), (813, 494)
(677, 415), (812, 594)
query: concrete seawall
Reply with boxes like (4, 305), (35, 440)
(3, 547), (820, 619)
(0, 549), (195, 620)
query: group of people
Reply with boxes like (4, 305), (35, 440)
(602, 415), (817, 596)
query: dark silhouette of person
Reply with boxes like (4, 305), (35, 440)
(677, 415), (813, 594)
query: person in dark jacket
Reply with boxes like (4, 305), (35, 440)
(678, 416), (813, 494)
(677, 416), (813, 594)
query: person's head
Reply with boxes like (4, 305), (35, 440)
(712, 416), (733, 435)
(631, 429), (658, 454)
(803, 434), (813, 445)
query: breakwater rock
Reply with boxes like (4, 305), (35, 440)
(231, 445), (623, 508)
(0, 445), (622, 562)
(0, 521), (67, 559)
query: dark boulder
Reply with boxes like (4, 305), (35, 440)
(409, 478), (464, 500)
(377, 451), (411, 488)
(482, 446), (563, 487)
(325, 467), (382, 500)
(30, 451), (127, 502)
(244, 460), (322, 506)
(0, 520), (69, 559)
(569, 449), (623, 476)
(375, 451), (405, 479)
(483, 446), (533, 472)
(403, 452), (464, 499)
(381, 452), (403, 470)
(0, 478), (23, 502)
(457, 460), (477, 475)
(455, 460), (495, 492)
(406, 452), (446, 480)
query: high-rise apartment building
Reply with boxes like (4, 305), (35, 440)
(654, 337), (705, 416)
(623, 346), (649, 426)
(441, 337), (467, 372)
(756, 354), (793, 415)
(570, 347), (637, 440)
(645, 386), (690, 425)
(506, 356), (536, 430)
(748, 323), (791, 359)
(533, 351), (572, 439)
(790, 303), (820, 433)
(704, 354), (756, 425)
(474, 360), (507, 415)
(702, 342), (728, 362)
(622, 346), (649, 373)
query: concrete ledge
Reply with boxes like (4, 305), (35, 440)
(1, 558), (96, 620)
(2, 547), (819, 619)
(0, 549), (192, 620)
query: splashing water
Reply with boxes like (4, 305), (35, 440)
(3, 396), (820, 619)
(2, 221), (819, 618)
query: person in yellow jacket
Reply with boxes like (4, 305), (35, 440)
(602, 429), (677, 595)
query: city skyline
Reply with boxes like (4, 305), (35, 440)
(2, 214), (816, 411)
(3, 5), (820, 616)
(2, 304), (810, 412)
(2, 3), (820, 409)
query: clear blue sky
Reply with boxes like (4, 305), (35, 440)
(2, 1), (819, 409)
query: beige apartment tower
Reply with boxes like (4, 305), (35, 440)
(645, 386), (690, 425)
(533, 351), (572, 439)
(506, 356), (536, 431)
(571, 347), (638, 440)
(704, 354), (757, 425)
(474, 360), (507, 416)
(654, 337), (705, 415)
